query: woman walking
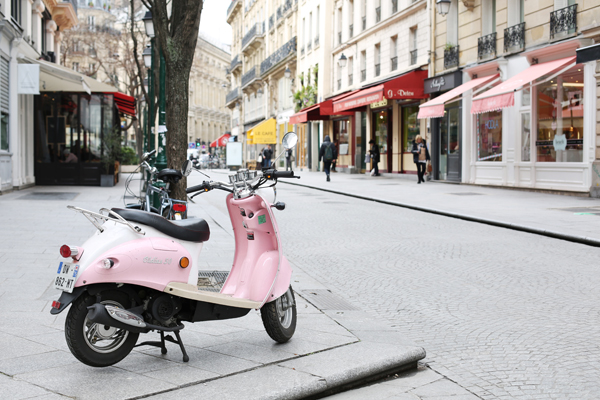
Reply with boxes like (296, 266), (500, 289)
(369, 139), (380, 176)
(411, 135), (430, 184)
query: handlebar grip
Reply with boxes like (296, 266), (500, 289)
(186, 183), (206, 193)
(274, 171), (296, 178)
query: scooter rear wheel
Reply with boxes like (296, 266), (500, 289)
(261, 286), (296, 343)
(65, 290), (139, 367)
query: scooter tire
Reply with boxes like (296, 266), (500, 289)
(261, 286), (296, 343)
(65, 290), (139, 367)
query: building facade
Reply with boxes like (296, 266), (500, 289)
(0, 0), (78, 193)
(422, 0), (600, 193)
(188, 37), (231, 151)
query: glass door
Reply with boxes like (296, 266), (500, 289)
(438, 105), (461, 181)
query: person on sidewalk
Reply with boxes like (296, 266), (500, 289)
(262, 145), (273, 168)
(285, 148), (293, 171)
(369, 139), (380, 176)
(411, 135), (430, 184)
(319, 135), (337, 182)
(331, 141), (338, 172)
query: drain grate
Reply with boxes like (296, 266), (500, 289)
(197, 270), (229, 292)
(553, 207), (600, 216)
(19, 192), (79, 201)
(447, 192), (484, 196)
(301, 289), (359, 311)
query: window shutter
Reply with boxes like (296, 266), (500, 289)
(0, 56), (9, 113)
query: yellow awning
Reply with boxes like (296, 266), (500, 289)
(247, 129), (254, 145)
(252, 118), (277, 144)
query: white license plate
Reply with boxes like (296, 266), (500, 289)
(53, 262), (79, 293)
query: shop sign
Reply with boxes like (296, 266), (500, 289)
(371, 98), (388, 108)
(535, 139), (583, 147)
(424, 71), (462, 94)
(18, 64), (39, 94)
(484, 119), (499, 130)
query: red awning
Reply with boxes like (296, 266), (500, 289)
(417, 74), (500, 119)
(471, 56), (576, 114)
(289, 104), (321, 124)
(112, 92), (137, 117)
(288, 90), (359, 124)
(210, 133), (231, 147)
(333, 70), (428, 113)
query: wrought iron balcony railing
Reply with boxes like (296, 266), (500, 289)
(230, 54), (242, 72)
(361, 69), (366, 82)
(242, 23), (264, 50)
(477, 32), (496, 61)
(444, 45), (459, 70)
(226, 87), (240, 105)
(349, 24), (353, 38)
(504, 22), (525, 53)
(375, 63), (380, 77)
(242, 66), (258, 88)
(362, 16), (366, 31)
(391, 56), (398, 71)
(376, 7), (381, 23)
(392, 0), (398, 13)
(550, 4), (577, 39)
(260, 36), (297, 76)
(227, 0), (241, 19)
(410, 49), (418, 65)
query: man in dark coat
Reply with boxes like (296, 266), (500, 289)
(262, 145), (273, 168)
(319, 135), (337, 182)
(369, 139), (381, 176)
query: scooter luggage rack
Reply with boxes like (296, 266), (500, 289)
(67, 206), (145, 235)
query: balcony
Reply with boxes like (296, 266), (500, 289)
(362, 16), (366, 31)
(392, 0), (398, 13)
(444, 45), (459, 70)
(375, 7), (381, 23)
(477, 32), (496, 61)
(349, 24), (353, 38)
(361, 69), (366, 82)
(349, 73), (353, 85)
(410, 49), (418, 65)
(391, 56), (398, 71)
(242, 66), (260, 89)
(550, 4), (577, 40)
(504, 22), (525, 53)
(261, 37), (297, 76)
(227, 0), (242, 24)
(242, 23), (265, 53)
(226, 87), (241, 108)
(229, 54), (242, 74)
(375, 63), (380, 77)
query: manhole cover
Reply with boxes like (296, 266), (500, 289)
(19, 192), (79, 201)
(447, 192), (484, 196)
(301, 289), (359, 311)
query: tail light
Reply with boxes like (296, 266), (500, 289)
(60, 245), (83, 260)
(173, 204), (186, 213)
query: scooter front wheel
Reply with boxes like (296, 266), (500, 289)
(261, 286), (296, 343)
(64, 290), (139, 367)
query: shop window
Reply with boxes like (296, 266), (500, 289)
(0, 113), (8, 151)
(373, 110), (388, 154)
(402, 106), (419, 152)
(535, 66), (583, 163)
(521, 112), (531, 162)
(477, 110), (502, 161)
(334, 119), (349, 155)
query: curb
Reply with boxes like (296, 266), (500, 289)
(281, 180), (600, 248)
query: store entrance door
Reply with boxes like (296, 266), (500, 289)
(438, 105), (461, 182)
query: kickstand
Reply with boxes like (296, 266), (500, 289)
(135, 329), (189, 362)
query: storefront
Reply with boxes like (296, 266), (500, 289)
(466, 39), (596, 193)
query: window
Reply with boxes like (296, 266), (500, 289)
(0, 113), (7, 151)
(349, 1), (354, 37)
(521, 112), (531, 161)
(337, 64), (342, 90)
(360, 51), (366, 82)
(376, 0), (381, 23)
(362, 0), (367, 30)
(392, 0), (398, 13)
(72, 62), (80, 72)
(308, 12), (312, 50)
(373, 110), (389, 155)
(348, 57), (354, 85)
(535, 65), (583, 162)
(374, 44), (381, 77)
(390, 36), (398, 71)
(337, 8), (342, 45)
(482, 0), (497, 35)
(410, 27), (418, 65)
(477, 110), (502, 161)
(315, 6), (320, 44)
(88, 16), (96, 31)
(11, 0), (21, 25)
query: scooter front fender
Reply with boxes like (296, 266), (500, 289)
(78, 237), (192, 292)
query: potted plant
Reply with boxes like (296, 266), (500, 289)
(100, 128), (122, 187)
(444, 42), (456, 51)
(88, 1), (93, 7)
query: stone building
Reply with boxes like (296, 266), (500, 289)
(419, 0), (600, 193)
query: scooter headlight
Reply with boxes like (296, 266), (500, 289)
(101, 259), (114, 269)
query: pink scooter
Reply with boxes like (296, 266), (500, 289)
(50, 133), (300, 367)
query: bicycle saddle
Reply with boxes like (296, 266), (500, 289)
(157, 169), (183, 183)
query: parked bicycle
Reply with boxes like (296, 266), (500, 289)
(123, 150), (190, 220)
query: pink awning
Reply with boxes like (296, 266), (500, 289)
(471, 56), (576, 114)
(417, 74), (499, 119)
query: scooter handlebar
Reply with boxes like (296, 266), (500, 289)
(186, 181), (210, 193)
(263, 170), (299, 180)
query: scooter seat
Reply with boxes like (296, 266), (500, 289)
(111, 208), (210, 243)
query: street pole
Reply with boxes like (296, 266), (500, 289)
(155, 49), (167, 171)
(148, 38), (156, 163)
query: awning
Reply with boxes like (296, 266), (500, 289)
(112, 92), (137, 117)
(418, 74), (500, 119)
(248, 118), (277, 144)
(288, 90), (359, 125)
(210, 133), (231, 147)
(289, 104), (321, 124)
(333, 70), (428, 113)
(471, 56), (576, 114)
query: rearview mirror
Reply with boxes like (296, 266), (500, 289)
(182, 160), (192, 177)
(282, 132), (298, 150)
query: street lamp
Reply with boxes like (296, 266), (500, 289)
(142, 45), (152, 68)
(436, 0), (451, 16)
(142, 11), (155, 37)
(284, 67), (291, 79)
(338, 53), (347, 68)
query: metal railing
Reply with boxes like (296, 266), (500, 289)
(375, 63), (380, 77)
(444, 45), (459, 70)
(226, 87), (240, 105)
(349, 24), (353, 38)
(550, 4), (577, 39)
(260, 36), (297, 76)
(227, 0), (241, 18)
(230, 54), (242, 72)
(477, 32), (496, 60)
(410, 49), (418, 65)
(504, 22), (525, 53)
(361, 69), (366, 81)
(391, 56), (398, 71)
(392, 0), (398, 13)
(242, 66), (258, 88)
(242, 23), (264, 50)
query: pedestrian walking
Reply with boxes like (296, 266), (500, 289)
(411, 134), (430, 184)
(319, 135), (337, 182)
(369, 139), (380, 176)
(262, 145), (273, 168)
(285, 148), (293, 171)
(331, 141), (338, 172)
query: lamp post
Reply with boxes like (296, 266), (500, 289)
(142, 44), (153, 155)
(338, 53), (347, 67)
(436, 0), (451, 16)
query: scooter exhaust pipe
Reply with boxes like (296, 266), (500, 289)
(86, 304), (149, 334)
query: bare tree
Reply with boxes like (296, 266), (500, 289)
(139, 0), (204, 201)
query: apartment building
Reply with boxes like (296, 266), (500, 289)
(226, 0), (298, 165)
(419, 0), (600, 193)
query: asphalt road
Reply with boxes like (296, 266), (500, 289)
(194, 178), (600, 400)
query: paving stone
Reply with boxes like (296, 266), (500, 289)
(143, 365), (219, 386)
(0, 350), (78, 376)
(0, 379), (52, 399)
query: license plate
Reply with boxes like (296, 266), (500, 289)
(53, 262), (79, 293)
